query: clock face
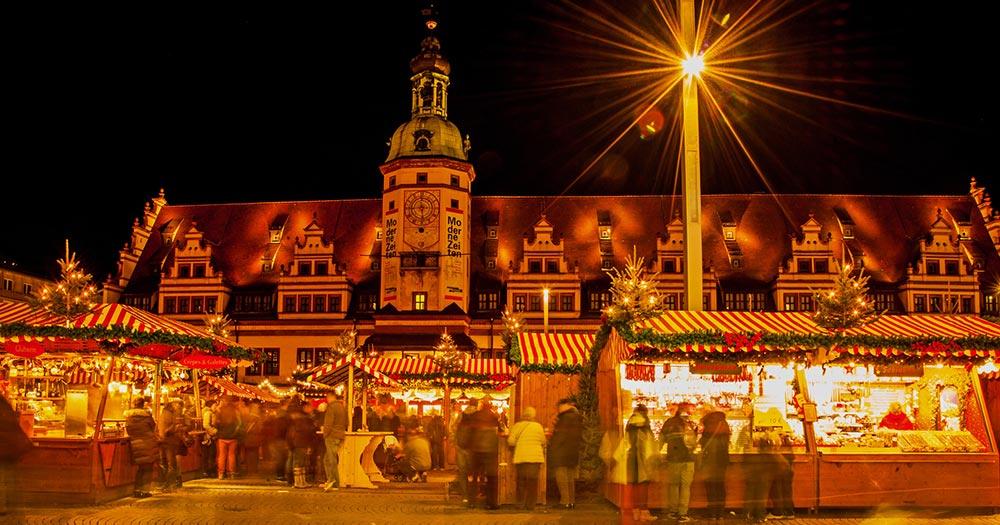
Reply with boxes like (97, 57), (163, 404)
(404, 190), (440, 227)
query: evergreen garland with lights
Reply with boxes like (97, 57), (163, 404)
(813, 263), (879, 331)
(31, 248), (97, 325)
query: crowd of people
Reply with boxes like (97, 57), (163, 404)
(602, 403), (797, 524)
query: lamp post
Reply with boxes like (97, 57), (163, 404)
(542, 288), (550, 335)
(680, 0), (704, 311)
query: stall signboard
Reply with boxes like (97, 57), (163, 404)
(132, 343), (175, 360)
(690, 362), (744, 376)
(875, 364), (924, 378)
(4, 341), (45, 359)
(180, 353), (230, 370)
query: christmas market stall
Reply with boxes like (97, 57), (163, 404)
(1, 298), (255, 504)
(514, 331), (592, 429)
(597, 310), (1000, 510)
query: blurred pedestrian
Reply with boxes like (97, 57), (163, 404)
(125, 398), (158, 498)
(660, 402), (697, 522)
(699, 405), (731, 521)
(602, 404), (658, 523)
(287, 401), (317, 488)
(467, 399), (500, 510)
(215, 398), (243, 480)
(322, 392), (347, 492)
(427, 414), (445, 470)
(242, 403), (263, 476)
(158, 399), (187, 491)
(262, 401), (291, 482)
(768, 432), (795, 519)
(400, 428), (432, 482)
(200, 399), (218, 478)
(744, 433), (780, 524)
(549, 398), (582, 509)
(507, 406), (546, 511)
(453, 405), (476, 504)
(1, 395), (33, 516)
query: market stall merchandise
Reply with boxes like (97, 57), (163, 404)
(596, 310), (1000, 510)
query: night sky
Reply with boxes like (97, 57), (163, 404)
(5, 1), (996, 280)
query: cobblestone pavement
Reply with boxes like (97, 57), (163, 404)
(5, 479), (999, 525)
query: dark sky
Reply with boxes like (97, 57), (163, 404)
(5, 1), (996, 280)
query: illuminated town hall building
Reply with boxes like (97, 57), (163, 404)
(102, 34), (1000, 383)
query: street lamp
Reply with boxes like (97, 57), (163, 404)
(680, 0), (704, 311)
(542, 288), (550, 335)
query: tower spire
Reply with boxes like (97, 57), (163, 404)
(409, 5), (450, 119)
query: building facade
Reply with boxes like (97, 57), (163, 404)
(0, 260), (52, 305)
(101, 32), (1000, 383)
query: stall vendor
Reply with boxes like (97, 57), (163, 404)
(878, 402), (914, 431)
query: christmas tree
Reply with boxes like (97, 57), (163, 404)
(332, 329), (358, 359)
(501, 307), (524, 363)
(813, 262), (879, 330)
(204, 313), (232, 338)
(604, 248), (664, 325)
(32, 243), (97, 326)
(433, 330), (465, 374)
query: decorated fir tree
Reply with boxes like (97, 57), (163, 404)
(432, 330), (465, 374)
(813, 263), (879, 330)
(332, 329), (358, 359)
(32, 243), (97, 326)
(203, 313), (232, 338)
(603, 248), (664, 326)
(501, 307), (525, 363)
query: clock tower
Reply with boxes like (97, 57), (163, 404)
(379, 29), (475, 313)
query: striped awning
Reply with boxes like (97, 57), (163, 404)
(0, 302), (62, 326)
(517, 332), (595, 367)
(842, 314), (1000, 338)
(635, 311), (822, 353)
(305, 357), (517, 386)
(461, 358), (515, 377)
(200, 376), (280, 402)
(303, 355), (401, 388)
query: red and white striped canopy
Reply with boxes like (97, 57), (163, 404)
(304, 355), (401, 387)
(307, 357), (516, 385)
(0, 302), (61, 326)
(517, 332), (595, 367)
(74, 303), (234, 348)
(199, 376), (280, 403)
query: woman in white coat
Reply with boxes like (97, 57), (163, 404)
(507, 406), (546, 510)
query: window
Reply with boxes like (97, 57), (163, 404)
(416, 172), (428, 184)
(178, 297), (190, 314)
(724, 229), (735, 241)
(2, 279), (11, 291)
(589, 291), (611, 311)
(263, 349), (280, 376)
(178, 264), (191, 278)
(600, 228), (611, 240)
(450, 175), (460, 187)
(529, 294), (541, 312)
(813, 259), (829, 274)
(477, 291), (498, 311)
(164, 297), (176, 314)
(797, 259), (812, 273)
(875, 292), (897, 313)
(298, 262), (312, 276)
(926, 260), (940, 275)
(731, 258), (742, 270)
(488, 229), (497, 239)
(284, 295), (297, 313)
(371, 260), (381, 271)
(313, 295), (326, 313)
(799, 294), (813, 312)
(315, 262), (329, 276)
(985, 294), (997, 315)
(389, 175), (396, 187)
(450, 199), (459, 209)
(22, 283), (32, 295)
(703, 294), (711, 311)
(945, 261), (960, 276)
(206, 296), (218, 313)
(329, 294), (342, 313)
(547, 292), (557, 311)
(961, 296), (972, 314)
(663, 259), (677, 273)
(545, 259), (559, 274)
(192, 296), (204, 314)
(666, 294), (678, 311)
(388, 200), (396, 210)
(561, 294), (574, 312)
(262, 262), (273, 273)
(413, 292), (427, 311)
(929, 295), (942, 312)
(914, 295), (926, 313)
(357, 294), (377, 312)
(602, 258), (614, 270)
(315, 348), (331, 364)
(193, 264), (207, 278)
(514, 294), (527, 312)
(486, 260), (496, 270)
(299, 295), (311, 313)
(784, 294), (797, 311)
(528, 259), (542, 273)
(296, 348), (315, 369)
(723, 292), (747, 311)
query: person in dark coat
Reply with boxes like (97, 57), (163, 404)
(286, 402), (317, 488)
(549, 399), (583, 509)
(321, 392), (347, 491)
(157, 400), (187, 491)
(262, 403), (291, 482)
(1, 395), (33, 516)
(125, 398), (158, 498)
(699, 407), (731, 521)
(427, 415), (445, 470)
(215, 399), (243, 479)
(467, 400), (500, 510)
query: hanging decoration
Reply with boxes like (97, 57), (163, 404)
(30, 243), (98, 326)
(624, 363), (655, 382)
(813, 262), (879, 331)
(603, 248), (664, 326)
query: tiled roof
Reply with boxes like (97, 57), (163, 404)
(123, 194), (997, 293)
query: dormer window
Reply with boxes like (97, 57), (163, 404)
(724, 228), (736, 241)
(488, 229), (497, 239)
(600, 228), (611, 240)
(193, 264), (206, 278)
(178, 264), (191, 278)
(298, 262), (312, 276)
(528, 258), (542, 273)
(843, 225), (854, 239)
(797, 259), (812, 273)
(926, 260), (940, 275)
(545, 259), (559, 274)
(814, 259), (829, 273)
(945, 260), (959, 276)
(315, 262), (329, 276)
(413, 130), (433, 151)
(416, 172), (428, 184)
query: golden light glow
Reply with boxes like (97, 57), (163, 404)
(681, 54), (705, 77)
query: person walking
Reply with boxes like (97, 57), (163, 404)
(200, 400), (218, 478)
(427, 414), (445, 470)
(507, 406), (546, 511)
(549, 398), (582, 509)
(1, 395), (33, 517)
(768, 431), (795, 520)
(744, 433), (780, 524)
(287, 401), (317, 489)
(242, 403), (263, 476)
(215, 398), (243, 480)
(322, 392), (347, 491)
(453, 405), (477, 504)
(263, 402), (291, 482)
(660, 402), (697, 523)
(699, 406), (731, 521)
(124, 398), (158, 498)
(602, 404), (658, 523)
(157, 399), (187, 491)
(467, 400), (500, 510)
